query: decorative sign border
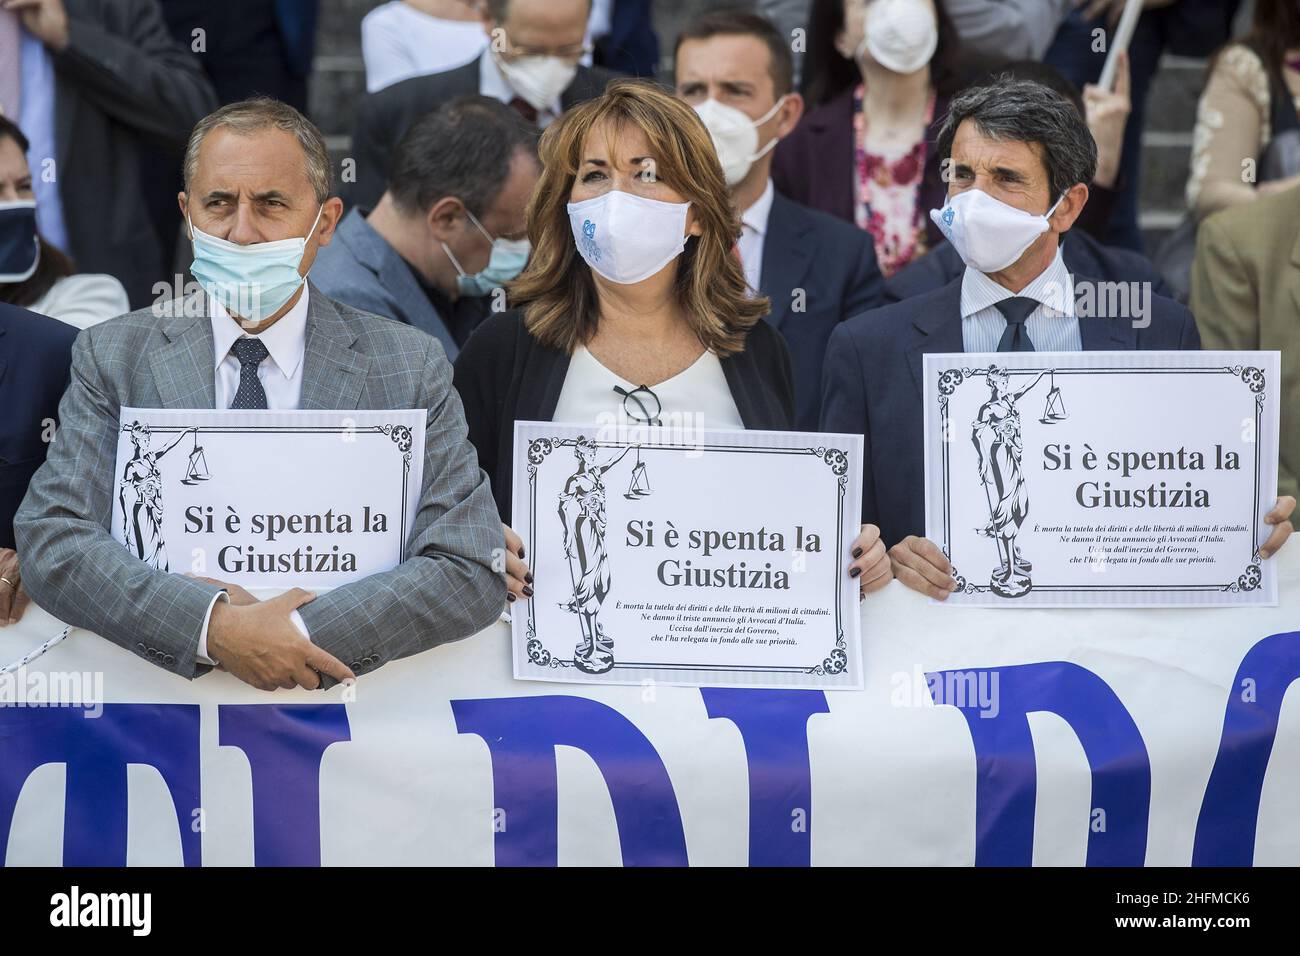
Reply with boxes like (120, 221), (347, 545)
(117, 422), (416, 566)
(521, 437), (852, 679)
(936, 365), (1266, 596)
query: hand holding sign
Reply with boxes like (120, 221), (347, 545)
(207, 589), (355, 691)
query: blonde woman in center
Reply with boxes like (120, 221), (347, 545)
(452, 80), (892, 606)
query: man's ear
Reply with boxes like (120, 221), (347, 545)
(776, 92), (804, 138)
(1049, 182), (1090, 235)
(177, 192), (189, 232)
(426, 196), (467, 241)
(315, 197), (345, 247)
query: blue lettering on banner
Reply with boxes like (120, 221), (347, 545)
(0, 704), (200, 866)
(218, 704), (351, 866)
(2, 635), (1299, 865)
(1193, 630), (1300, 865)
(701, 688), (828, 867)
(927, 661), (1151, 866)
(451, 695), (687, 866)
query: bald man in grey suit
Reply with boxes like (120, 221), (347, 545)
(15, 98), (505, 691)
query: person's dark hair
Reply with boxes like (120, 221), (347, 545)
(387, 94), (539, 218)
(936, 76), (1098, 203)
(984, 60), (1085, 119)
(0, 115), (75, 309)
(802, 0), (962, 106)
(1219, 0), (1300, 80)
(674, 8), (795, 97)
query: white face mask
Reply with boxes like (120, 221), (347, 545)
(856, 0), (938, 75)
(930, 188), (1064, 274)
(494, 50), (579, 112)
(692, 96), (788, 187)
(567, 190), (691, 285)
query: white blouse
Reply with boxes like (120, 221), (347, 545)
(552, 345), (744, 430)
(29, 273), (130, 330)
(361, 2), (488, 93)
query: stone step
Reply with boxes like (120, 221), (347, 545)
(1144, 55), (1208, 134)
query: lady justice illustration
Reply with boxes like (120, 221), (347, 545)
(118, 422), (196, 571)
(557, 437), (639, 674)
(972, 367), (1051, 597)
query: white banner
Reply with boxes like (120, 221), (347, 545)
(511, 422), (863, 689)
(924, 351), (1281, 606)
(2, 550), (1298, 866)
(110, 409), (424, 588)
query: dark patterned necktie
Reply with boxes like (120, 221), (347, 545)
(995, 296), (1039, 352)
(229, 338), (270, 409)
(508, 96), (539, 125)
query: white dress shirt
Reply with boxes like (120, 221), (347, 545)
(197, 286), (312, 665)
(737, 178), (775, 297)
(478, 49), (563, 128)
(360, 1), (487, 92)
(959, 245), (1082, 353)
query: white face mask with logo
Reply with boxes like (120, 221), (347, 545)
(494, 49), (578, 111)
(929, 188), (1064, 274)
(693, 96), (788, 187)
(856, 0), (939, 75)
(567, 190), (691, 285)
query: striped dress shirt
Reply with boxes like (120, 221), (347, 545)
(959, 247), (1082, 353)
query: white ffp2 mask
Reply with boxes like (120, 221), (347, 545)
(930, 189), (1064, 274)
(857, 0), (938, 75)
(567, 190), (691, 285)
(495, 51), (578, 112)
(693, 96), (787, 187)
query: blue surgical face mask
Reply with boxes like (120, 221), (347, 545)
(0, 200), (40, 283)
(442, 208), (530, 298)
(188, 204), (323, 323)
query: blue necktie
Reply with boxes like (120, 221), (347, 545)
(995, 296), (1038, 352)
(229, 338), (270, 409)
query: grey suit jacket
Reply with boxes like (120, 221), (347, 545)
(312, 208), (460, 358)
(14, 285), (506, 682)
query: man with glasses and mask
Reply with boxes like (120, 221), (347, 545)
(15, 97), (505, 692)
(345, 0), (614, 211)
(315, 96), (539, 359)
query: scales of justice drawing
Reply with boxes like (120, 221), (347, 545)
(555, 438), (650, 674)
(971, 367), (1066, 598)
(117, 423), (211, 572)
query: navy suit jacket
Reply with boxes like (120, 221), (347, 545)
(883, 229), (1174, 303)
(760, 192), (885, 431)
(1, 303), (76, 549)
(820, 275), (1202, 547)
(312, 208), (461, 359)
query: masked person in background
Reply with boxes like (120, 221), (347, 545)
(675, 9), (885, 433)
(820, 76), (1297, 599)
(314, 96), (539, 358)
(0, 116), (128, 330)
(344, 0), (615, 211)
(773, 0), (963, 277)
(16, 97), (505, 691)
(452, 80), (895, 609)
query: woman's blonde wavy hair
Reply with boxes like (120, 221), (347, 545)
(510, 78), (770, 357)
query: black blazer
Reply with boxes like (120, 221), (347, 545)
(344, 55), (617, 210)
(55, 0), (218, 308)
(453, 310), (795, 523)
(760, 192), (884, 431)
(0, 303), (76, 549)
